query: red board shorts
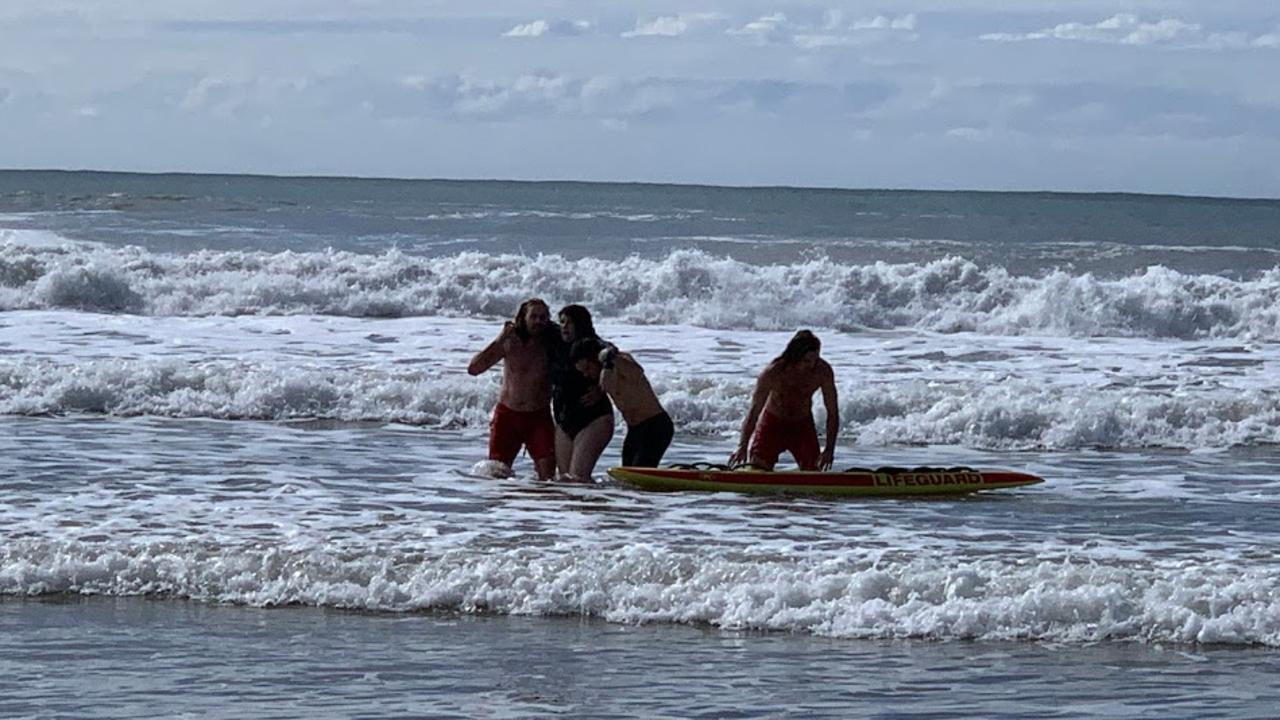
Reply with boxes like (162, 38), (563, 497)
(749, 410), (820, 470)
(489, 403), (555, 466)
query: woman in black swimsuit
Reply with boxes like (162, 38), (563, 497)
(552, 304), (614, 480)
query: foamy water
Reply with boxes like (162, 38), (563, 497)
(1, 308), (1277, 449)
(3, 417), (1279, 647)
(5, 237), (1280, 339)
(4, 173), (1280, 717)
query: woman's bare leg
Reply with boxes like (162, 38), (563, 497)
(554, 427), (573, 476)
(569, 414), (615, 480)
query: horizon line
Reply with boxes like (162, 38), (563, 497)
(2, 166), (1277, 203)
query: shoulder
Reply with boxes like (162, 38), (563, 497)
(759, 361), (784, 383)
(818, 358), (834, 377)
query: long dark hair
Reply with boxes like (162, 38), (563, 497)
(775, 329), (821, 367)
(558, 304), (598, 342)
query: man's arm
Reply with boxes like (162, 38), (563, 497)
(818, 364), (839, 470)
(598, 345), (641, 389)
(601, 347), (643, 374)
(467, 322), (512, 376)
(728, 370), (772, 466)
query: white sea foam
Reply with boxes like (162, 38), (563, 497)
(0, 357), (1276, 449)
(3, 240), (1279, 340)
(0, 227), (87, 249)
(0, 357), (495, 426)
(2, 310), (1277, 450)
(2, 540), (1277, 646)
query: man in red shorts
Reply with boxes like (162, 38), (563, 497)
(728, 330), (839, 471)
(467, 298), (559, 479)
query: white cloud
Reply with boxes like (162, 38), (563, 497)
(792, 35), (842, 50)
(741, 12), (919, 49)
(850, 14), (917, 32)
(1199, 31), (1253, 50)
(728, 13), (789, 44)
(789, 13), (918, 49)
(978, 13), (1280, 50)
(398, 75), (429, 90)
(368, 71), (896, 125)
(623, 13), (723, 38)
(892, 14), (917, 32)
(983, 14), (1280, 51)
(503, 19), (592, 38)
(1120, 17), (1199, 46)
(451, 73), (572, 117)
(946, 126), (992, 141)
(504, 20), (550, 38)
(180, 77), (232, 112)
(1255, 32), (1280, 49)
(177, 75), (311, 117)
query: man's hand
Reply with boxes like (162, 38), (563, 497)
(728, 444), (750, 467)
(581, 384), (604, 406)
(818, 446), (835, 471)
(598, 346), (618, 369)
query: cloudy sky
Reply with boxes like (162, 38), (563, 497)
(1, 1), (1278, 196)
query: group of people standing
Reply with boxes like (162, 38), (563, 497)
(468, 298), (841, 480)
(467, 299), (674, 480)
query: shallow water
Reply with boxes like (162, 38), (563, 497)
(3, 417), (1279, 645)
(4, 597), (1279, 719)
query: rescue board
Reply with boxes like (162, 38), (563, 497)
(607, 464), (1043, 497)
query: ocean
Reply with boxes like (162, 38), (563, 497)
(2, 169), (1279, 718)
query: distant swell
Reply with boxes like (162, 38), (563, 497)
(3, 240), (1280, 340)
(3, 540), (1278, 646)
(3, 359), (1278, 449)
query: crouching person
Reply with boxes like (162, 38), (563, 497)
(570, 338), (674, 468)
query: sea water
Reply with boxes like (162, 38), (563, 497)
(2, 170), (1280, 718)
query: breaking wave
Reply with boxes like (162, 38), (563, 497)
(3, 540), (1278, 646)
(2, 358), (1277, 449)
(3, 238), (1280, 340)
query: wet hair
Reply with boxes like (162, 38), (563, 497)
(775, 329), (821, 367)
(570, 338), (606, 364)
(557, 304), (597, 342)
(514, 298), (550, 341)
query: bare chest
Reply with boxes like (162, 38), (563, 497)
(504, 340), (549, 375)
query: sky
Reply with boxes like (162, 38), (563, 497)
(1, 1), (1278, 197)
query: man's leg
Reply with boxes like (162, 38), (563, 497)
(488, 404), (521, 474)
(533, 455), (556, 481)
(633, 413), (674, 468)
(747, 412), (783, 470)
(621, 426), (641, 467)
(526, 408), (558, 481)
(789, 421), (821, 471)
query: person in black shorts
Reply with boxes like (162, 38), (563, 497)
(570, 338), (673, 468)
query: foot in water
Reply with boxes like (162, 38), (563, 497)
(555, 471), (601, 484)
(470, 459), (514, 478)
